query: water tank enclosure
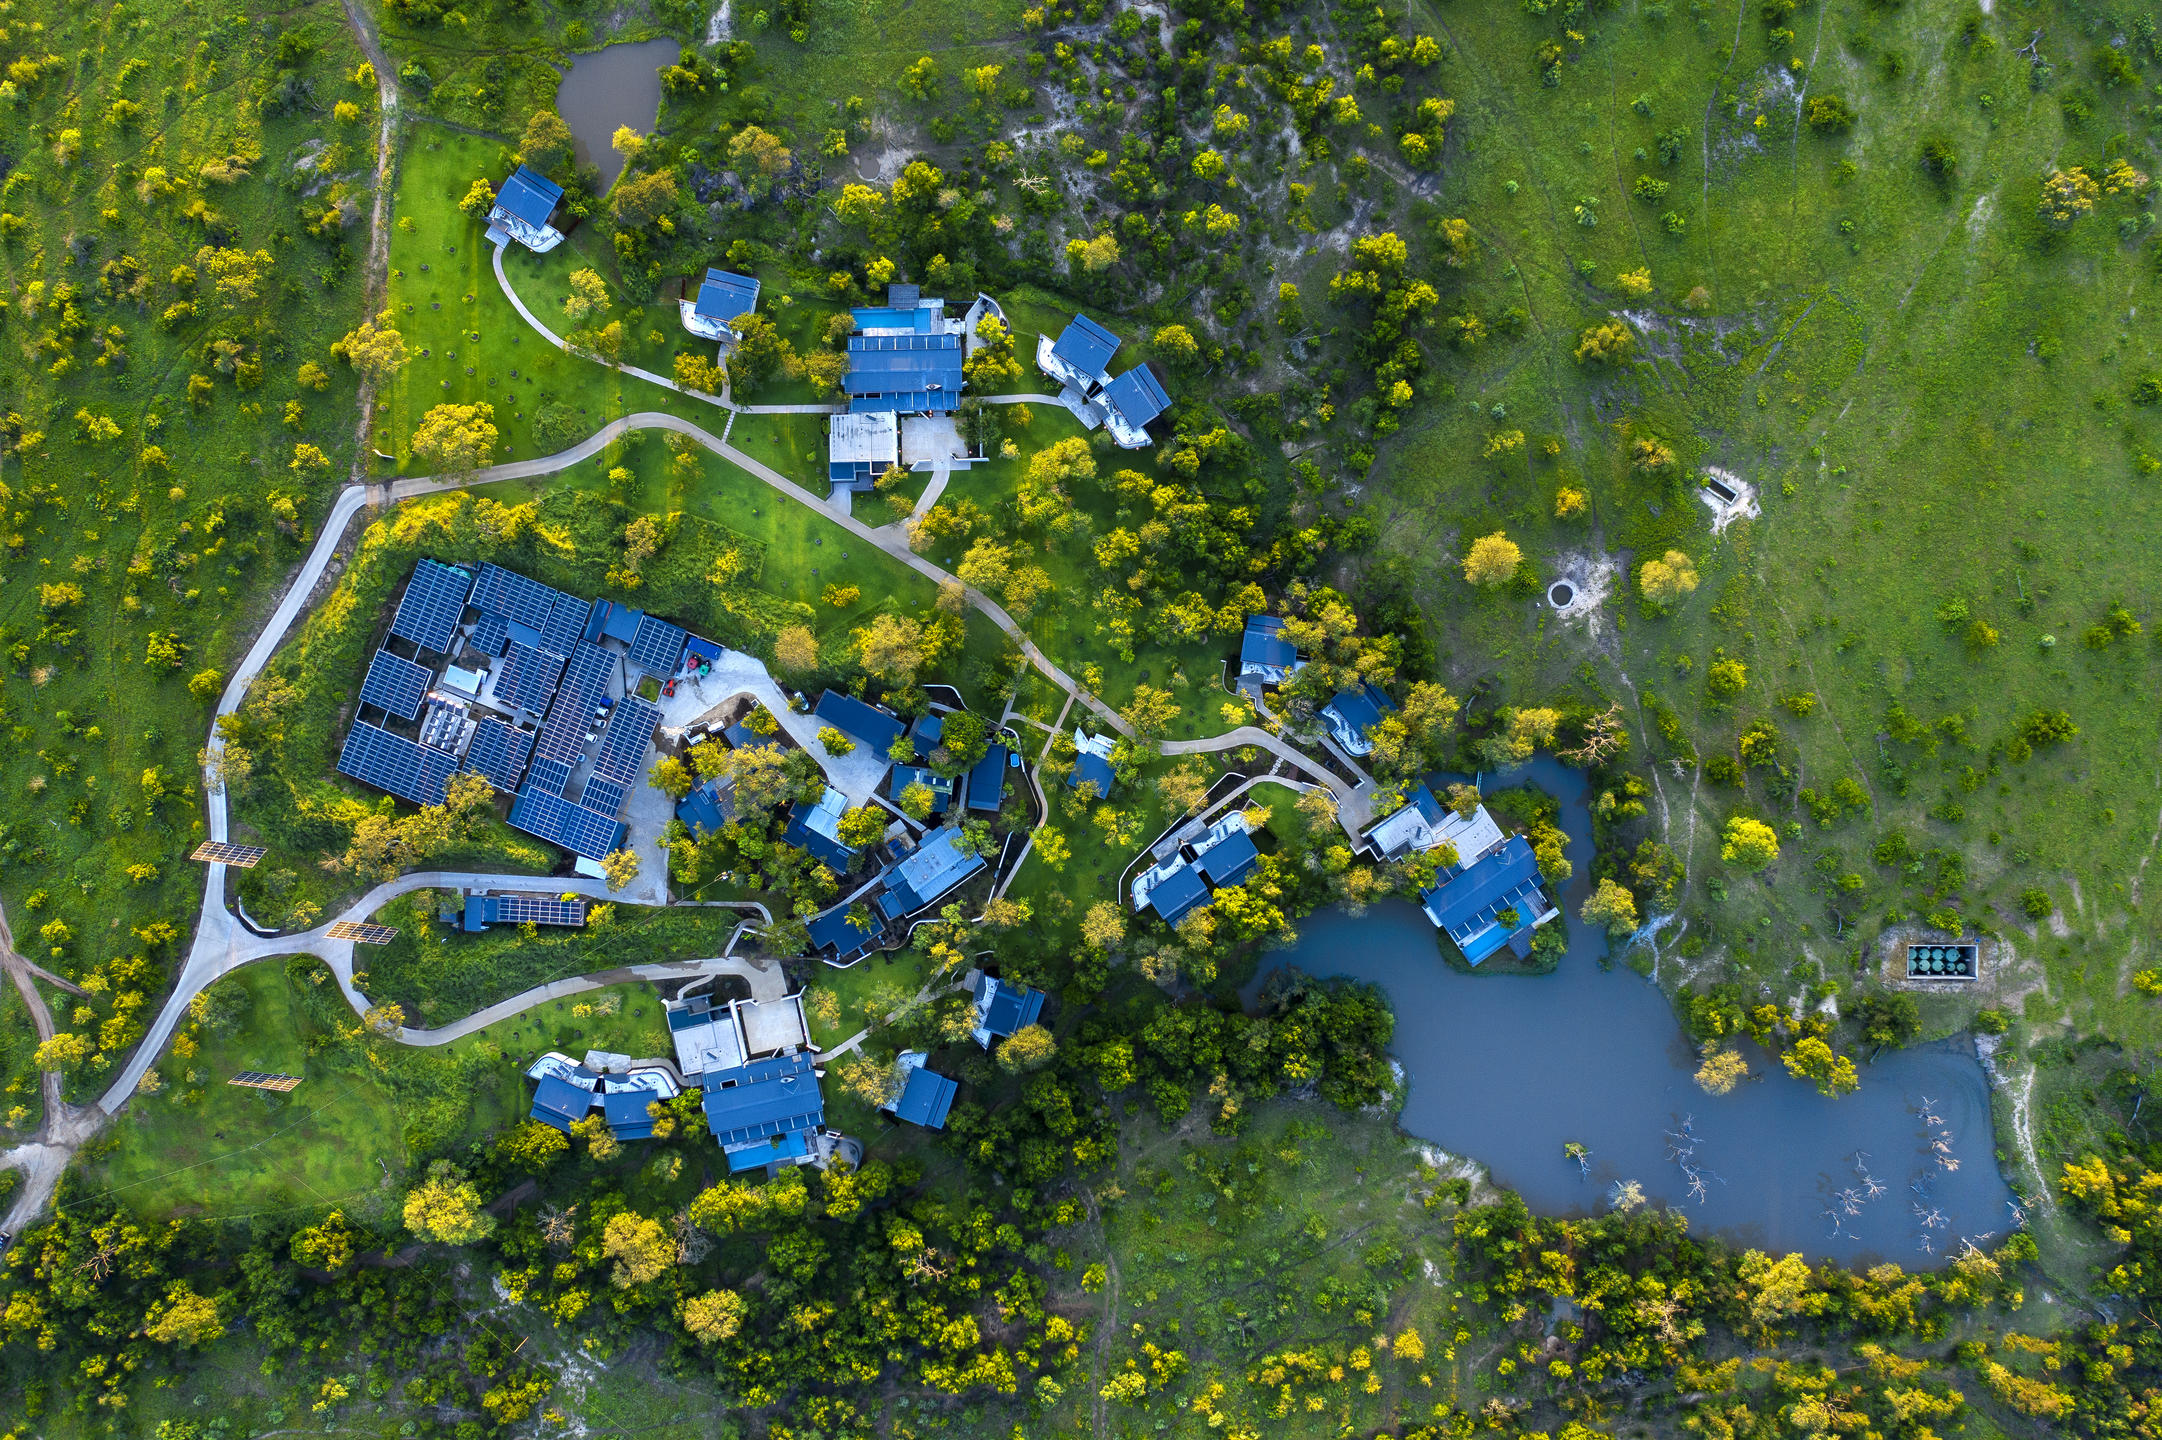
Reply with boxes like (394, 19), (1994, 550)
(1904, 941), (1979, 980)
(1702, 474), (1739, 503)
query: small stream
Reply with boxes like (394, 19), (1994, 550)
(1248, 759), (2018, 1263)
(555, 38), (680, 191)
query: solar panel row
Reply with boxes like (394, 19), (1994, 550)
(535, 644), (615, 763)
(468, 562), (560, 630)
(591, 696), (659, 784)
(497, 641), (567, 715)
(469, 612), (510, 657)
(508, 787), (623, 860)
(525, 754), (574, 795)
(387, 560), (471, 654)
(228, 1071), (304, 1091)
(463, 716), (534, 792)
(627, 614), (688, 677)
(493, 896), (587, 926)
(326, 920), (400, 944)
(358, 650), (432, 721)
(338, 721), (458, 807)
(579, 776), (627, 816)
(191, 841), (268, 866)
(542, 593), (591, 656)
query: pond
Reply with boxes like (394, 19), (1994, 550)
(1249, 758), (2019, 1264)
(556, 38), (681, 192)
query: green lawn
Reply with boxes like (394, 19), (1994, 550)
(805, 945), (938, 1051)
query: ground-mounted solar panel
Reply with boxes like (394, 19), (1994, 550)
(469, 612), (510, 657)
(359, 649), (432, 721)
(509, 787), (622, 860)
(579, 776), (627, 816)
(591, 696), (659, 783)
(524, 754), (574, 795)
(469, 562), (561, 631)
(191, 841), (267, 867)
(463, 716), (534, 792)
(493, 896), (587, 926)
(326, 920), (400, 944)
(229, 1071), (304, 1091)
(338, 722), (459, 806)
(542, 594), (591, 657)
(627, 614), (688, 677)
(497, 641), (567, 715)
(387, 560), (471, 654)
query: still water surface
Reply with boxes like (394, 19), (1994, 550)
(1250, 760), (2019, 1263)
(555, 39), (679, 191)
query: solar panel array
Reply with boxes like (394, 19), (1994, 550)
(493, 895), (588, 926)
(191, 840), (267, 867)
(627, 614), (688, 677)
(542, 594), (591, 656)
(469, 562), (560, 631)
(535, 644), (615, 763)
(338, 721), (458, 806)
(463, 716), (534, 792)
(388, 560), (471, 654)
(359, 649), (432, 721)
(229, 1071), (304, 1091)
(579, 777), (627, 816)
(509, 787), (622, 860)
(326, 920), (400, 944)
(525, 754), (574, 795)
(592, 696), (660, 784)
(469, 612), (510, 656)
(497, 641), (567, 715)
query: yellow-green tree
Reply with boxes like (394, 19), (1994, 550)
(1580, 878), (1638, 936)
(332, 311), (410, 377)
(403, 1162), (496, 1244)
(141, 1282), (223, 1346)
(1721, 815), (1779, 870)
(410, 402), (498, 472)
(1461, 531), (1521, 587)
(602, 1211), (676, 1287)
(681, 1288), (746, 1343)
(1639, 550), (1699, 606)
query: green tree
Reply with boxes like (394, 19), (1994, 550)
(1721, 815), (1780, 869)
(1461, 531), (1521, 587)
(403, 1162), (496, 1244)
(410, 402), (498, 471)
(519, 109), (576, 174)
(458, 178), (497, 218)
(1782, 1037), (1859, 1097)
(332, 311), (410, 377)
(1580, 878), (1639, 936)
(998, 1023), (1057, 1073)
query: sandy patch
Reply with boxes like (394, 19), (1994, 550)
(1545, 549), (1620, 638)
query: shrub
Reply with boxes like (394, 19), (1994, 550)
(1804, 95), (1855, 131)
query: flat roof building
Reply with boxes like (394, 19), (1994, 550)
(1419, 834), (1560, 965)
(1364, 786), (1504, 866)
(828, 409), (900, 490)
(702, 1052), (825, 1173)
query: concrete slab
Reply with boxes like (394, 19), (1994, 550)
(739, 995), (809, 1056)
(654, 650), (890, 804)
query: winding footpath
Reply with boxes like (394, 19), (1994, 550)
(0, 239), (1370, 1236)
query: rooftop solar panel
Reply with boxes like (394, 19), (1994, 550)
(592, 696), (659, 783)
(197, 837), (268, 867)
(337, 721), (458, 807)
(469, 562), (561, 631)
(534, 644), (616, 762)
(463, 716), (534, 792)
(580, 776), (627, 816)
(387, 561), (471, 654)
(509, 787), (623, 860)
(627, 615), (688, 677)
(497, 641), (567, 715)
(358, 649), (432, 721)
(493, 895), (588, 926)
(524, 754), (574, 795)
(326, 920), (400, 944)
(542, 594), (590, 656)
(469, 612), (510, 657)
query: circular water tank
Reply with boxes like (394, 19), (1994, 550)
(1548, 582), (1576, 608)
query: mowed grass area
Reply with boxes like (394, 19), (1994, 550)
(1367, 0), (2162, 1028)
(78, 965), (407, 1221)
(804, 946), (939, 1051)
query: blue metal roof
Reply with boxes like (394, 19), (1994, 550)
(1240, 614), (1296, 671)
(1103, 364), (1172, 429)
(889, 764), (952, 815)
(1420, 834), (1549, 965)
(973, 974), (1045, 1039)
(964, 744), (1009, 812)
(1051, 313), (1121, 380)
(494, 166), (563, 230)
(890, 1065), (958, 1129)
(530, 1074), (595, 1132)
(844, 332), (964, 412)
(815, 690), (906, 750)
(693, 267), (761, 324)
(1323, 683), (1396, 749)
(807, 904), (879, 960)
(1070, 750), (1116, 799)
(388, 560), (471, 654)
(909, 711), (944, 747)
(1147, 863), (1210, 926)
(1196, 829), (1260, 888)
(676, 777), (731, 837)
(849, 305), (939, 332)
(701, 1051), (824, 1151)
(875, 828), (985, 920)
(603, 1089), (657, 1141)
(783, 803), (856, 873)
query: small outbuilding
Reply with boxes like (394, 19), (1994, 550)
(1238, 615), (1300, 687)
(680, 267), (761, 341)
(1321, 682), (1397, 758)
(884, 1050), (959, 1130)
(1101, 364), (1172, 449)
(485, 165), (566, 254)
(970, 974), (1045, 1048)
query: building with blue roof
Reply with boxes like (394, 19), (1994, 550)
(885, 1051), (958, 1130)
(1364, 786), (1504, 866)
(675, 776), (735, 837)
(1137, 860), (1209, 926)
(963, 744), (1010, 813)
(461, 893), (587, 933)
(701, 1052), (825, 1173)
(888, 763), (953, 816)
(680, 267), (761, 340)
(843, 331), (966, 413)
(1321, 682), (1398, 758)
(1038, 313), (1122, 393)
(1193, 826), (1260, 888)
(971, 974), (1045, 1047)
(874, 827), (985, 921)
(1238, 615), (1301, 686)
(1101, 364), (1173, 448)
(1419, 833), (1560, 965)
(1069, 728), (1118, 800)
(1131, 811), (1259, 927)
(815, 690), (907, 752)
(484, 165), (566, 254)
(783, 786), (858, 873)
(827, 410), (900, 490)
(530, 1073), (597, 1132)
(908, 711), (944, 749)
(806, 904), (880, 965)
(603, 1089), (658, 1141)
